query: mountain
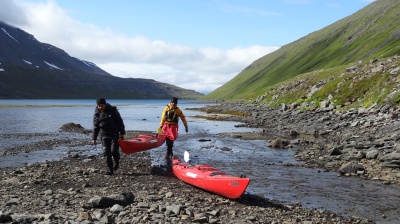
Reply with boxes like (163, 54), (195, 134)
(204, 0), (400, 102)
(0, 21), (203, 99)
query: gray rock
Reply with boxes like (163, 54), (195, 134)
(379, 152), (400, 162)
(0, 212), (12, 223)
(165, 191), (174, 198)
(330, 146), (343, 156)
(99, 214), (114, 224)
(381, 160), (400, 168)
(166, 204), (182, 215)
(390, 66), (400, 75)
(11, 214), (38, 223)
(5, 198), (19, 206)
(339, 161), (365, 175)
(366, 150), (379, 159)
(84, 192), (135, 208)
(193, 213), (208, 223)
(110, 204), (124, 213)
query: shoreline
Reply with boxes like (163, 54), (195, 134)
(194, 102), (400, 186)
(0, 152), (371, 224)
(0, 126), (374, 223)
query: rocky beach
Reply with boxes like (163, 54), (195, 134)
(200, 102), (400, 186)
(2, 101), (400, 223)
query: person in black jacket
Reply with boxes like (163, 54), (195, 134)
(92, 98), (125, 175)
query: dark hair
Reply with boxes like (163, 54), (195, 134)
(96, 98), (106, 105)
(171, 97), (178, 103)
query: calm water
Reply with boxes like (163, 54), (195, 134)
(1, 99), (400, 223)
(0, 99), (253, 134)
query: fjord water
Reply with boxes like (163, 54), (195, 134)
(1, 99), (399, 223)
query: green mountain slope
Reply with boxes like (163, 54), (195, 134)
(204, 0), (400, 101)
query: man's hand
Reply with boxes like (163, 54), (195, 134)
(120, 134), (124, 140)
(92, 139), (97, 145)
(185, 126), (189, 133)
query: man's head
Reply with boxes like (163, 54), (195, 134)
(171, 97), (178, 105)
(96, 98), (106, 111)
(97, 98), (106, 105)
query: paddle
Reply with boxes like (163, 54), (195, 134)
(184, 150), (190, 163)
(183, 150), (198, 166)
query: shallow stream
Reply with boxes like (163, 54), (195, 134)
(151, 121), (400, 224)
(1, 100), (400, 223)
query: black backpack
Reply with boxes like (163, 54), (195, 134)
(165, 105), (179, 122)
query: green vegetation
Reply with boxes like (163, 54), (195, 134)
(252, 57), (399, 110)
(202, 0), (400, 109)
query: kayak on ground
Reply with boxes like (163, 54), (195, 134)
(118, 134), (166, 154)
(172, 154), (250, 199)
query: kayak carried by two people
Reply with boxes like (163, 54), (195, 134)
(118, 133), (166, 154)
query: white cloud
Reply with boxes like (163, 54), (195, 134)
(0, 0), (28, 26)
(2, 0), (279, 94)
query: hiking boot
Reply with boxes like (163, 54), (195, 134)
(105, 171), (113, 175)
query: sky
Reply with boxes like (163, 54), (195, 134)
(0, 0), (375, 94)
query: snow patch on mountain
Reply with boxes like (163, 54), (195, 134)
(23, 59), (32, 65)
(1, 28), (19, 43)
(44, 61), (63, 70)
(82, 60), (98, 68)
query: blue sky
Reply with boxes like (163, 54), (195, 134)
(1, 0), (375, 93)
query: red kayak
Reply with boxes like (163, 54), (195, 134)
(172, 157), (250, 199)
(118, 134), (166, 154)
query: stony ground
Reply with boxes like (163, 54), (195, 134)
(0, 126), (374, 223)
(194, 102), (400, 187)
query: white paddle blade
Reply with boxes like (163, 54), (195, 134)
(184, 151), (190, 163)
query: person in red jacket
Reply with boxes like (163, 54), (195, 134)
(92, 98), (125, 175)
(159, 97), (188, 159)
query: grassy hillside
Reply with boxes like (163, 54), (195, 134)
(254, 56), (400, 110)
(204, 0), (400, 104)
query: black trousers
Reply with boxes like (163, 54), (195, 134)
(166, 137), (174, 156)
(101, 136), (120, 172)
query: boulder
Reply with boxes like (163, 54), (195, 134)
(338, 161), (365, 175)
(83, 192), (135, 209)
